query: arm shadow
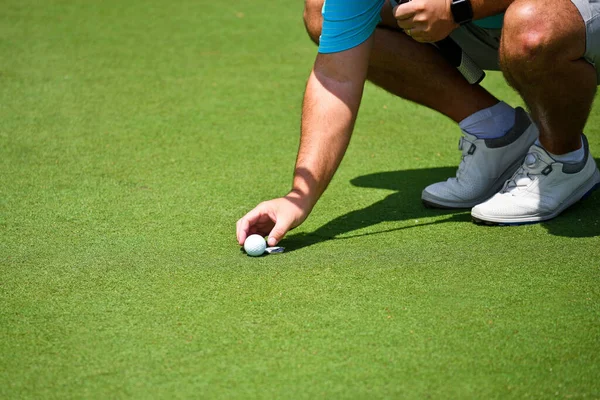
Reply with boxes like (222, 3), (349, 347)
(283, 166), (470, 252)
(283, 158), (600, 252)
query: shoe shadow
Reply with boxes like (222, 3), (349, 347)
(283, 167), (470, 252)
(540, 157), (600, 238)
(283, 159), (600, 251)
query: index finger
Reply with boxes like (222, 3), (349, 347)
(236, 205), (267, 245)
(393, 0), (416, 21)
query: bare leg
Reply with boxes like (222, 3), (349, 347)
(500, 0), (597, 154)
(303, 0), (498, 122)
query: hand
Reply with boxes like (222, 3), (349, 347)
(393, 0), (458, 43)
(236, 192), (312, 247)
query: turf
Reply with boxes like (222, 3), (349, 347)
(1, 1), (599, 398)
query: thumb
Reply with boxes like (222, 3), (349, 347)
(267, 218), (290, 247)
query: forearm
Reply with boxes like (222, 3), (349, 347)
(290, 41), (372, 209)
(291, 69), (362, 206)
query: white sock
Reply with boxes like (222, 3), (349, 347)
(459, 101), (516, 139)
(535, 137), (585, 163)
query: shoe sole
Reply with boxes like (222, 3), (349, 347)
(421, 157), (525, 210)
(472, 168), (600, 226)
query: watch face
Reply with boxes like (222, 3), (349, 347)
(452, 0), (473, 24)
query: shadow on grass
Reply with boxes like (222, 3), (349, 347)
(283, 167), (470, 252)
(541, 158), (600, 237)
(283, 161), (600, 252)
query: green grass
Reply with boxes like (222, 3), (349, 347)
(1, 0), (599, 398)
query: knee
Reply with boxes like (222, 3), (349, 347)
(303, 0), (323, 45)
(501, 2), (554, 64)
(500, 0), (585, 69)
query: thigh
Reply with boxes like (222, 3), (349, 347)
(450, 24), (501, 71)
(571, 0), (600, 83)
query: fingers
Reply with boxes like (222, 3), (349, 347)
(404, 27), (424, 42)
(236, 204), (268, 245)
(236, 218), (249, 245)
(393, 1), (418, 39)
(237, 195), (309, 247)
(393, 1), (416, 24)
(236, 199), (286, 246)
(267, 217), (292, 247)
(392, 0), (457, 43)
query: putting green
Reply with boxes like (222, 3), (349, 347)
(1, 1), (599, 398)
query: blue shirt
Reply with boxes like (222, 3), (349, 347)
(319, 0), (385, 54)
(318, 0), (504, 54)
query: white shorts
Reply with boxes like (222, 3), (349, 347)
(449, 0), (600, 82)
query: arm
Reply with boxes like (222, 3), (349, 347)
(293, 41), (374, 209)
(236, 37), (374, 247)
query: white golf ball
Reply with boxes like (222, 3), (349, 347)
(244, 234), (267, 257)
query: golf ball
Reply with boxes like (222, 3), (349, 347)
(244, 234), (266, 257)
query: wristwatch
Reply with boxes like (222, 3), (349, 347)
(450, 0), (473, 25)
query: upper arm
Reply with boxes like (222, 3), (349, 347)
(318, 0), (385, 54)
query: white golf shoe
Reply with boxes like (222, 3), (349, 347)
(471, 135), (600, 225)
(422, 107), (539, 209)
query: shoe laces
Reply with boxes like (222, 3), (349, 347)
(502, 152), (552, 194)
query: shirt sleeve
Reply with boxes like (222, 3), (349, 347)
(318, 0), (385, 54)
